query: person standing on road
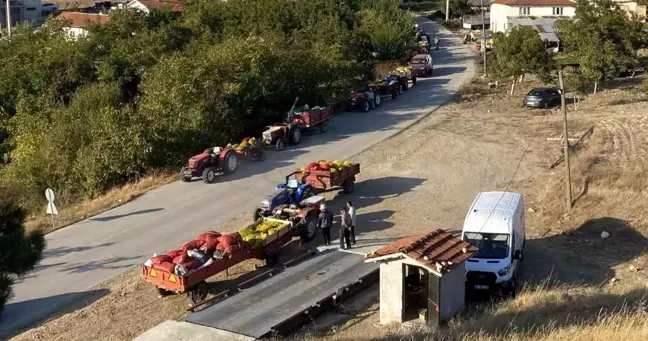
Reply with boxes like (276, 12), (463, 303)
(318, 203), (333, 246)
(346, 201), (357, 245)
(434, 35), (440, 51)
(339, 207), (352, 250)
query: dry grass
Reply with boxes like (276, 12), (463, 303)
(24, 169), (177, 235)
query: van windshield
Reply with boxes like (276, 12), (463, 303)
(463, 232), (510, 259)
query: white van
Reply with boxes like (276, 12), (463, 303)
(461, 191), (525, 296)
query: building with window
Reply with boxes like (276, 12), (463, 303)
(54, 12), (110, 39)
(0, 0), (45, 28)
(490, 0), (576, 33)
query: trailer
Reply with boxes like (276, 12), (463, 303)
(141, 212), (321, 305)
(288, 162), (360, 195)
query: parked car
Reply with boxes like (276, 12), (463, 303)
(523, 87), (562, 108)
(408, 54), (433, 77)
(462, 191), (526, 297)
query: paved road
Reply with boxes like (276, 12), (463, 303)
(0, 18), (474, 337)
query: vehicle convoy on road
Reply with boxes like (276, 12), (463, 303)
(142, 198), (323, 305)
(253, 160), (360, 220)
(180, 137), (265, 183)
(461, 191), (526, 297)
(262, 97), (335, 151)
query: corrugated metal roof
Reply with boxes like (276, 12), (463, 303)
(365, 229), (478, 275)
(507, 17), (560, 42)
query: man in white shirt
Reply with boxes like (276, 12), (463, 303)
(346, 201), (356, 245)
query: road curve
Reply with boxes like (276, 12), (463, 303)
(0, 17), (475, 336)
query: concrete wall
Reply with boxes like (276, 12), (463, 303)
(379, 261), (403, 325)
(439, 263), (466, 321)
(490, 3), (575, 33)
(63, 27), (89, 39)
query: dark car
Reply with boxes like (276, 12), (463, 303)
(523, 87), (562, 108)
(408, 54), (433, 77)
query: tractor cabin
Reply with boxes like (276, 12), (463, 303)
(365, 229), (478, 326)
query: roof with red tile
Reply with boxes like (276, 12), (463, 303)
(492, 0), (575, 5)
(365, 229), (478, 275)
(55, 12), (110, 29)
(131, 0), (184, 12)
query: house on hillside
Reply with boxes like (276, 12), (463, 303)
(54, 12), (110, 38)
(490, 0), (576, 33)
(126, 0), (183, 14)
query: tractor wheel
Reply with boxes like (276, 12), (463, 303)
(342, 179), (355, 194)
(157, 288), (172, 298)
(275, 139), (285, 151)
(188, 281), (208, 306)
(361, 100), (370, 112)
(374, 94), (381, 107)
(412, 76), (417, 85)
(289, 127), (302, 145)
(180, 167), (191, 182)
(402, 79), (409, 92)
(223, 152), (238, 174)
(202, 167), (216, 184)
(319, 121), (328, 134)
(253, 208), (265, 221)
(300, 213), (319, 243)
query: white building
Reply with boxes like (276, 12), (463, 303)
(0, 0), (45, 27)
(490, 0), (576, 33)
(55, 12), (110, 38)
(126, 0), (183, 14)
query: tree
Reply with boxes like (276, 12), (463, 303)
(439, 0), (474, 19)
(0, 194), (45, 312)
(556, 0), (648, 93)
(492, 26), (552, 95)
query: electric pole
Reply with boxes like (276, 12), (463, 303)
(558, 67), (572, 210)
(4, 0), (11, 38)
(446, 0), (450, 21)
(480, 0), (487, 77)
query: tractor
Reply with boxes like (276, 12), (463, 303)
(252, 177), (316, 221)
(180, 147), (239, 183)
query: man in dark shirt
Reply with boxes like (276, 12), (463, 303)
(339, 207), (352, 250)
(318, 203), (333, 246)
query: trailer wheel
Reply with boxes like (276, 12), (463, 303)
(275, 139), (285, 151)
(342, 179), (355, 194)
(188, 281), (208, 306)
(180, 167), (191, 182)
(202, 167), (216, 184)
(265, 253), (279, 267)
(319, 121), (328, 134)
(157, 288), (172, 298)
(402, 79), (409, 92)
(374, 94), (381, 107)
(223, 152), (238, 174)
(300, 213), (318, 243)
(289, 127), (302, 145)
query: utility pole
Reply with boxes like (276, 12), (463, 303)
(558, 67), (572, 210)
(446, 0), (450, 21)
(480, 0), (487, 77)
(5, 0), (11, 38)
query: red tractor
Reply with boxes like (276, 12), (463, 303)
(262, 97), (334, 151)
(180, 139), (264, 183)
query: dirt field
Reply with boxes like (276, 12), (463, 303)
(11, 75), (648, 341)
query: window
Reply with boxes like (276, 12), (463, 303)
(27, 7), (37, 11)
(463, 233), (510, 259)
(553, 7), (563, 15)
(519, 7), (530, 15)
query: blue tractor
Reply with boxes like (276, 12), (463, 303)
(253, 177), (316, 221)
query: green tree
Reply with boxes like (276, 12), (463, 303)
(556, 0), (648, 91)
(357, 0), (416, 60)
(439, 0), (474, 19)
(492, 26), (552, 95)
(0, 195), (45, 312)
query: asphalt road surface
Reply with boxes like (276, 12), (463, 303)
(0, 17), (475, 336)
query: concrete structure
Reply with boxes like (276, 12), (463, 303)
(0, 0), (43, 27)
(365, 230), (478, 326)
(507, 16), (560, 43)
(54, 12), (109, 38)
(126, 0), (183, 14)
(134, 320), (255, 341)
(490, 0), (576, 33)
